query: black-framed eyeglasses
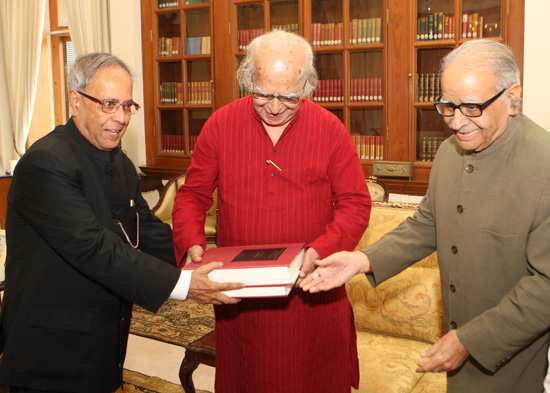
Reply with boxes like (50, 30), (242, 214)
(77, 91), (141, 115)
(252, 77), (307, 105)
(434, 88), (507, 118)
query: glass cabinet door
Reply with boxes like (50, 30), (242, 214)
(310, 0), (343, 48)
(461, 0), (501, 39)
(237, 3), (265, 52)
(349, 0), (383, 45)
(270, 0), (299, 33)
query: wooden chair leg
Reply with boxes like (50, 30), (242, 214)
(179, 353), (199, 393)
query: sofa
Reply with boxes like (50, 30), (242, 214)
(348, 202), (446, 393)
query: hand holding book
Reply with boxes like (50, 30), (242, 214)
(187, 261), (245, 305)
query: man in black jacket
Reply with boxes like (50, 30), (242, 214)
(0, 53), (242, 393)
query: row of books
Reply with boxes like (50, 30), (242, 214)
(312, 79), (343, 103)
(461, 13), (484, 39)
(419, 136), (446, 161)
(350, 78), (383, 102)
(160, 82), (212, 105)
(311, 23), (343, 47)
(271, 24), (299, 34)
(417, 73), (441, 103)
(237, 29), (265, 51)
(158, 0), (178, 8)
(186, 36), (211, 55)
(349, 18), (382, 45)
(161, 134), (199, 154)
(417, 13), (456, 41)
(352, 135), (384, 160)
(158, 37), (181, 57)
(184, 0), (207, 4)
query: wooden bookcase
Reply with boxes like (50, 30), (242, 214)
(140, 0), (524, 195)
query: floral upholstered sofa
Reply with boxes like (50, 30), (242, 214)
(347, 202), (446, 393)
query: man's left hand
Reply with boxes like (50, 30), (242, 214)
(416, 330), (469, 373)
(295, 247), (319, 286)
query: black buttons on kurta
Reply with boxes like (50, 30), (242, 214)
(457, 205), (463, 213)
(451, 246), (458, 254)
(271, 173), (276, 177)
(450, 321), (457, 329)
(450, 284), (456, 292)
(273, 150), (277, 155)
(466, 164), (474, 173)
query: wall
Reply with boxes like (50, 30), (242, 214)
(523, 0), (550, 131)
(109, 0), (146, 170)
(117, 0), (550, 168)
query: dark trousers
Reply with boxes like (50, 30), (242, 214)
(9, 388), (64, 393)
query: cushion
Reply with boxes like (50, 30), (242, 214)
(353, 331), (434, 393)
(346, 268), (444, 344)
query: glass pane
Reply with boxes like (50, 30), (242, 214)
(416, 0), (454, 41)
(158, 62), (182, 105)
(158, 12), (181, 57)
(188, 110), (212, 153)
(416, 48), (451, 102)
(270, 0), (299, 33)
(186, 60), (212, 104)
(160, 110), (184, 153)
(311, 0), (343, 47)
(350, 51), (383, 102)
(349, 0), (383, 45)
(416, 109), (452, 161)
(462, 0), (501, 38)
(185, 9), (211, 55)
(328, 109), (344, 124)
(313, 53), (343, 103)
(237, 3), (265, 51)
(350, 109), (384, 160)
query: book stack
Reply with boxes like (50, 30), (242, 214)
(162, 134), (185, 153)
(350, 78), (383, 102)
(160, 82), (183, 105)
(352, 135), (384, 160)
(158, 37), (181, 57)
(461, 13), (484, 39)
(311, 23), (344, 47)
(417, 13), (455, 41)
(187, 81), (212, 105)
(183, 243), (306, 298)
(349, 18), (382, 45)
(271, 24), (299, 34)
(189, 134), (198, 153)
(158, 0), (178, 8)
(237, 29), (265, 51)
(312, 79), (343, 103)
(416, 73), (441, 103)
(184, 0), (207, 4)
(186, 36), (211, 55)
(420, 136), (446, 161)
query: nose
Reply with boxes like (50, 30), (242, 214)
(268, 97), (284, 113)
(448, 107), (470, 130)
(112, 105), (129, 123)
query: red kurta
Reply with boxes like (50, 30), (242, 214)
(173, 97), (371, 393)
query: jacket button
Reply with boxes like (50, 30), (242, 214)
(466, 164), (474, 173)
(451, 246), (458, 254)
(450, 321), (457, 329)
(457, 205), (463, 213)
(450, 284), (456, 292)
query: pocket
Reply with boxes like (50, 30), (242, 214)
(29, 303), (92, 333)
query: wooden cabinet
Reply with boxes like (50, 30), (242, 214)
(140, 0), (524, 194)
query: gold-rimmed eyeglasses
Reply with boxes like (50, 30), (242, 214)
(77, 91), (141, 115)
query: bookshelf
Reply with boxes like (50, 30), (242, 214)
(140, 0), (524, 194)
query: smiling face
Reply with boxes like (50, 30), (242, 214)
(441, 61), (520, 152)
(70, 66), (133, 151)
(252, 42), (307, 128)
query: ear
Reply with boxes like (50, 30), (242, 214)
(69, 90), (80, 116)
(507, 83), (522, 115)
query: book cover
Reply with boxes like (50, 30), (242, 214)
(182, 243), (305, 289)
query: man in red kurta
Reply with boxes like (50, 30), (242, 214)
(172, 30), (371, 393)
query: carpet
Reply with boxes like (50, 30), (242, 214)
(130, 299), (215, 347)
(119, 369), (211, 393)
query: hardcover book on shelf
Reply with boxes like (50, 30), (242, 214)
(182, 243), (305, 297)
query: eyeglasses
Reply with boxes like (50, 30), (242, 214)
(77, 91), (141, 115)
(434, 88), (507, 118)
(252, 78), (307, 105)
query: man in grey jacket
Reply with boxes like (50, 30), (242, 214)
(301, 39), (550, 393)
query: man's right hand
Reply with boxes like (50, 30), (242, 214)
(188, 262), (245, 305)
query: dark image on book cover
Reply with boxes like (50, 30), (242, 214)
(232, 247), (286, 262)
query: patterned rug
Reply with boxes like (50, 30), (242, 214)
(119, 369), (211, 393)
(130, 299), (215, 347)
